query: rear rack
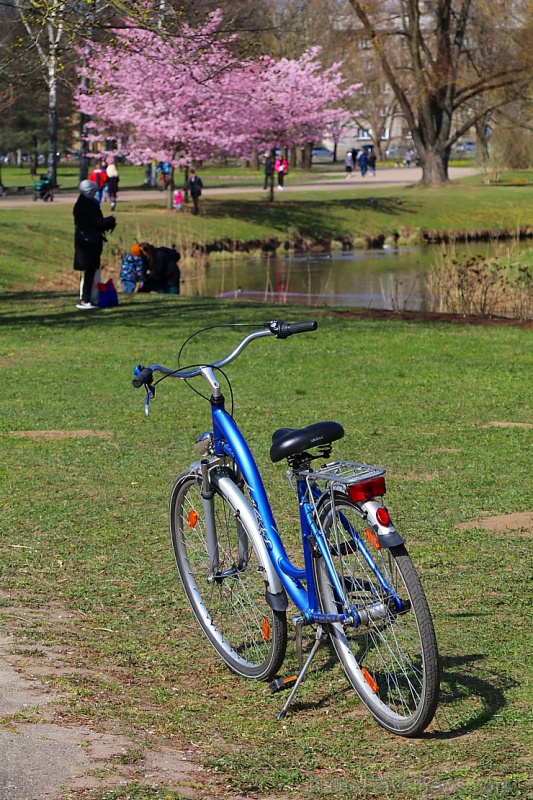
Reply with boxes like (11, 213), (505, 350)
(293, 459), (386, 487)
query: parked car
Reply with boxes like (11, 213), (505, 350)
(456, 140), (476, 152)
(312, 146), (334, 160)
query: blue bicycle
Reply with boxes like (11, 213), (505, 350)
(133, 320), (439, 736)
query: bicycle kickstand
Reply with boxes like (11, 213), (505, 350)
(277, 624), (328, 720)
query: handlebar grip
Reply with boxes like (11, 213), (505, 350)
(266, 320), (318, 339)
(132, 365), (154, 388)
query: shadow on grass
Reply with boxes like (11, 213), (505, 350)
(205, 195), (421, 240)
(274, 649), (515, 739)
(0, 291), (259, 331)
(427, 653), (517, 739)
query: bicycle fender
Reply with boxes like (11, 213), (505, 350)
(214, 474), (288, 606)
(360, 500), (405, 548)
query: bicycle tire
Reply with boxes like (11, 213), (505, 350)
(314, 492), (439, 736)
(170, 469), (287, 680)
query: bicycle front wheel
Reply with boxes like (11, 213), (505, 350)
(170, 470), (287, 680)
(314, 493), (439, 736)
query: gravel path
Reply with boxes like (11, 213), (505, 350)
(0, 166), (479, 208)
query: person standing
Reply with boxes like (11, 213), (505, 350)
(263, 149), (274, 190)
(88, 160), (107, 204)
(73, 180), (116, 309)
(173, 188), (183, 211)
(188, 169), (203, 215)
(274, 153), (288, 190)
(106, 156), (120, 210)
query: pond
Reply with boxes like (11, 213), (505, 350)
(189, 240), (530, 311)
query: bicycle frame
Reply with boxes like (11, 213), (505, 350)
(211, 392), (398, 627)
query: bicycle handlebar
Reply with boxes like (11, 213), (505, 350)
(265, 319), (317, 339)
(132, 319), (317, 389)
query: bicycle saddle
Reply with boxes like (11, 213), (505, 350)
(269, 421), (344, 463)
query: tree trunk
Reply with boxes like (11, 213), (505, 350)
(46, 21), (59, 188)
(418, 146), (450, 185)
(301, 142), (312, 170)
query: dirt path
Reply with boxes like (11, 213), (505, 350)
(0, 166), (479, 208)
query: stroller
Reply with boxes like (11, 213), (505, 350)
(33, 174), (54, 202)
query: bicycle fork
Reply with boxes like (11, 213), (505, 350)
(201, 460), (250, 582)
(201, 460), (220, 580)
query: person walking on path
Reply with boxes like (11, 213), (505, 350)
(188, 169), (203, 214)
(274, 153), (288, 190)
(106, 156), (119, 210)
(88, 160), (107, 204)
(368, 149), (377, 177)
(263, 149), (275, 190)
(73, 180), (116, 309)
(344, 151), (354, 178)
(358, 149), (369, 177)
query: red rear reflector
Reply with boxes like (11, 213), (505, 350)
(348, 477), (386, 503)
(376, 507), (391, 526)
(187, 509), (199, 528)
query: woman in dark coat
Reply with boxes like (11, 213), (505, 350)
(73, 180), (116, 309)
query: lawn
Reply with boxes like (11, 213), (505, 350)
(0, 291), (531, 799)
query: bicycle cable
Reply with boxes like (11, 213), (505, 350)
(176, 322), (260, 369)
(150, 363), (235, 417)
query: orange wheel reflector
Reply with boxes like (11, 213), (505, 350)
(362, 667), (379, 693)
(261, 617), (271, 642)
(187, 509), (199, 528)
(364, 528), (382, 550)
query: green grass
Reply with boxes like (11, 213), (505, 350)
(1, 292), (532, 799)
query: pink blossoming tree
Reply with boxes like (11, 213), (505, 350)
(77, 9), (360, 204)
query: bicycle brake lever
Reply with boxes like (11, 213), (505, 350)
(144, 384), (155, 416)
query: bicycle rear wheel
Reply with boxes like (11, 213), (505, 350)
(170, 470), (287, 680)
(314, 493), (439, 736)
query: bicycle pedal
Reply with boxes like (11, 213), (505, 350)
(269, 675), (298, 694)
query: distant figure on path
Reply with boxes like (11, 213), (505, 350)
(274, 154), (288, 190)
(88, 160), (107, 204)
(188, 169), (203, 214)
(263, 149), (275, 190)
(359, 149), (368, 177)
(106, 156), (120, 210)
(344, 151), (354, 178)
(173, 188), (183, 211)
(73, 180), (116, 309)
(368, 149), (377, 176)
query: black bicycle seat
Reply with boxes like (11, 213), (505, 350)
(270, 421), (344, 463)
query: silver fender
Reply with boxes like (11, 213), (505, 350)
(213, 474), (285, 598)
(360, 499), (405, 548)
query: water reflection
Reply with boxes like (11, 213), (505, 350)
(190, 241), (530, 311)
